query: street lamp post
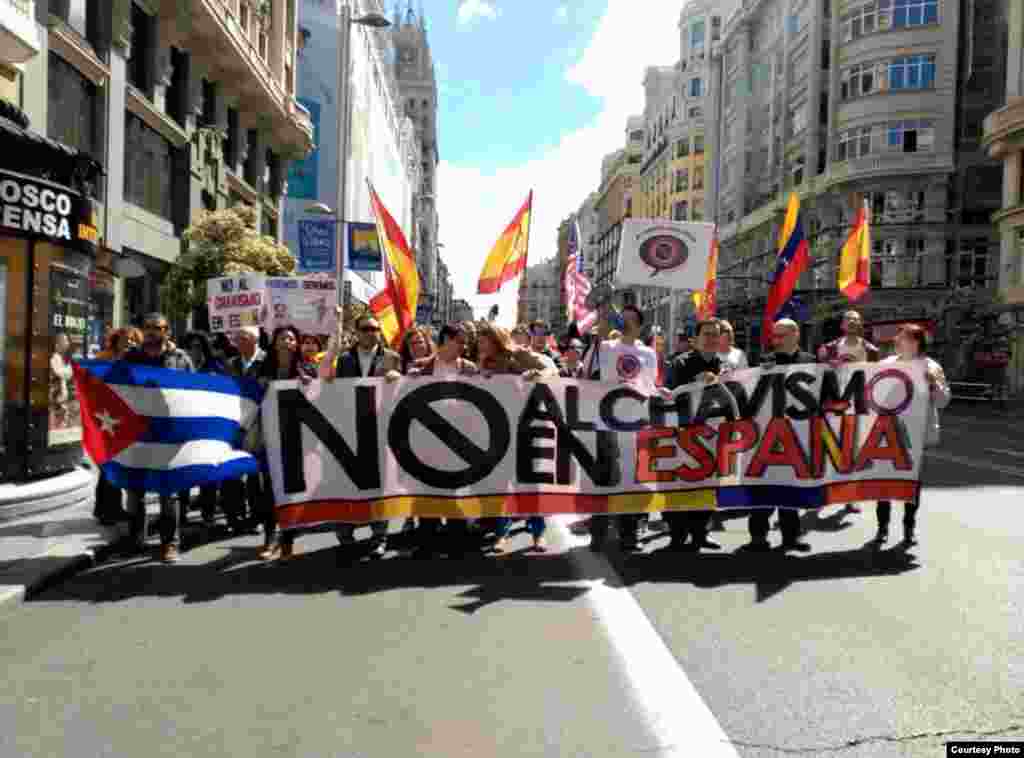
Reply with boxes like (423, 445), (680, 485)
(332, 5), (391, 302)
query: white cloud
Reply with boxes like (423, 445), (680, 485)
(437, 1), (680, 324)
(457, 0), (499, 27)
(554, 5), (569, 22)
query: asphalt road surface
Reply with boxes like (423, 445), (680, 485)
(2, 408), (1022, 757)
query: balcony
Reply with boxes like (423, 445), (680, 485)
(160, 0), (312, 157)
(982, 97), (1024, 160)
(0, 0), (40, 64)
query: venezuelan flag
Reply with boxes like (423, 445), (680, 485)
(838, 199), (871, 302)
(368, 182), (419, 348)
(761, 193), (811, 346)
(477, 191), (532, 294)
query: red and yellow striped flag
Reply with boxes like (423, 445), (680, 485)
(477, 191), (532, 294)
(693, 229), (719, 319)
(368, 182), (419, 347)
(838, 199), (871, 302)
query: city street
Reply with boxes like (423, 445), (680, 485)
(1, 407), (1021, 758)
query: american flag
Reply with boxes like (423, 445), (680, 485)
(564, 216), (597, 332)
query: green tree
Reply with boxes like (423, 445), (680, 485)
(161, 204), (296, 322)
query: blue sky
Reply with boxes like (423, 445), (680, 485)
(428, 2), (605, 170)
(421, 1), (683, 323)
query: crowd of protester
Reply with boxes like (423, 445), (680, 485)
(91, 307), (950, 564)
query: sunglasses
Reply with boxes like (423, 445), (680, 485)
(360, 325), (380, 333)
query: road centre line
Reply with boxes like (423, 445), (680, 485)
(549, 515), (740, 758)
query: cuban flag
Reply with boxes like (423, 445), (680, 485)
(74, 361), (265, 495)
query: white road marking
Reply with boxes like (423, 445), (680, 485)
(926, 450), (1024, 479)
(984, 447), (1024, 459)
(549, 515), (740, 757)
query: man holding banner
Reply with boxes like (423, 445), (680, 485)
(746, 319), (817, 553)
(665, 318), (724, 552)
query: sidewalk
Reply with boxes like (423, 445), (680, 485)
(0, 499), (122, 608)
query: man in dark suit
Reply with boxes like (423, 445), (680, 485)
(320, 312), (401, 381)
(319, 313), (400, 556)
(746, 318), (816, 552)
(665, 318), (724, 552)
(223, 326), (267, 535)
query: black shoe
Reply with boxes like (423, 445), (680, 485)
(693, 537), (722, 550)
(874, 526), (889, 544)
(902, 526), (916, 546)
(663, 537), (696, 552)
(589, 537), (607, 553)
(742, 539), (772, 553)
(781, 539), (812, 553)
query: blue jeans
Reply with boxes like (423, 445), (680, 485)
(494, 516), (546, 539)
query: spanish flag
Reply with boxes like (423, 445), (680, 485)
(693, 229), (719, 319)
(838, 199), (871, 302)
(477, 191), (532, 294)
(368, 182), (419, 347)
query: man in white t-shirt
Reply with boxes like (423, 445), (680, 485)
(817, 310), (880, 366)
(596, 320), (659, 391)
(588, 303), (653, 552)
(716, 319), (749, 376)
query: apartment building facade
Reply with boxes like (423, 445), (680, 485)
(518, 256), (562, 329)
(0, 0), (312, 504)
(707, 0), (1006, 374)
(981, 0), (1024, 392)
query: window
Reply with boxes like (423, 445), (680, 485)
(711, 15), (722, 41)
(127, 3), (154, 95)
(47, 53), (103, 192)
(894, 0), (938, 26)
(835, 125), (876, 161)
(692, 197), (705, 221)
(841, 62), (885, 99)
(124, 112), (176, 220)
(675, 170), (689, 192)
(693, 166), (704, 189)
(673, 201), (689, 221)
(51, 0), (102, 51)
(688, 106), (703, 118)
(693, 135), (704, 154)
(889, 55), (936, 90)
(240, 1), (250, 33)
(842, 0), (899, 40)
(887, 119), (934, 152)
(689, 78), (704, 98)
(676, 139), (690, 158)
(822, 38), (831, 70)
(691, 20), (706, 51)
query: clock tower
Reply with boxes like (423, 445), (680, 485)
(392, 2), (440, 315)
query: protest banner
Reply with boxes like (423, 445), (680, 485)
(207, 274), (267, 335)
(262, 364), (929, 529)
(266, 276), (338, 336)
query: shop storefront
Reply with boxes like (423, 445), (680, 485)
(0, 109), (102, 501)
